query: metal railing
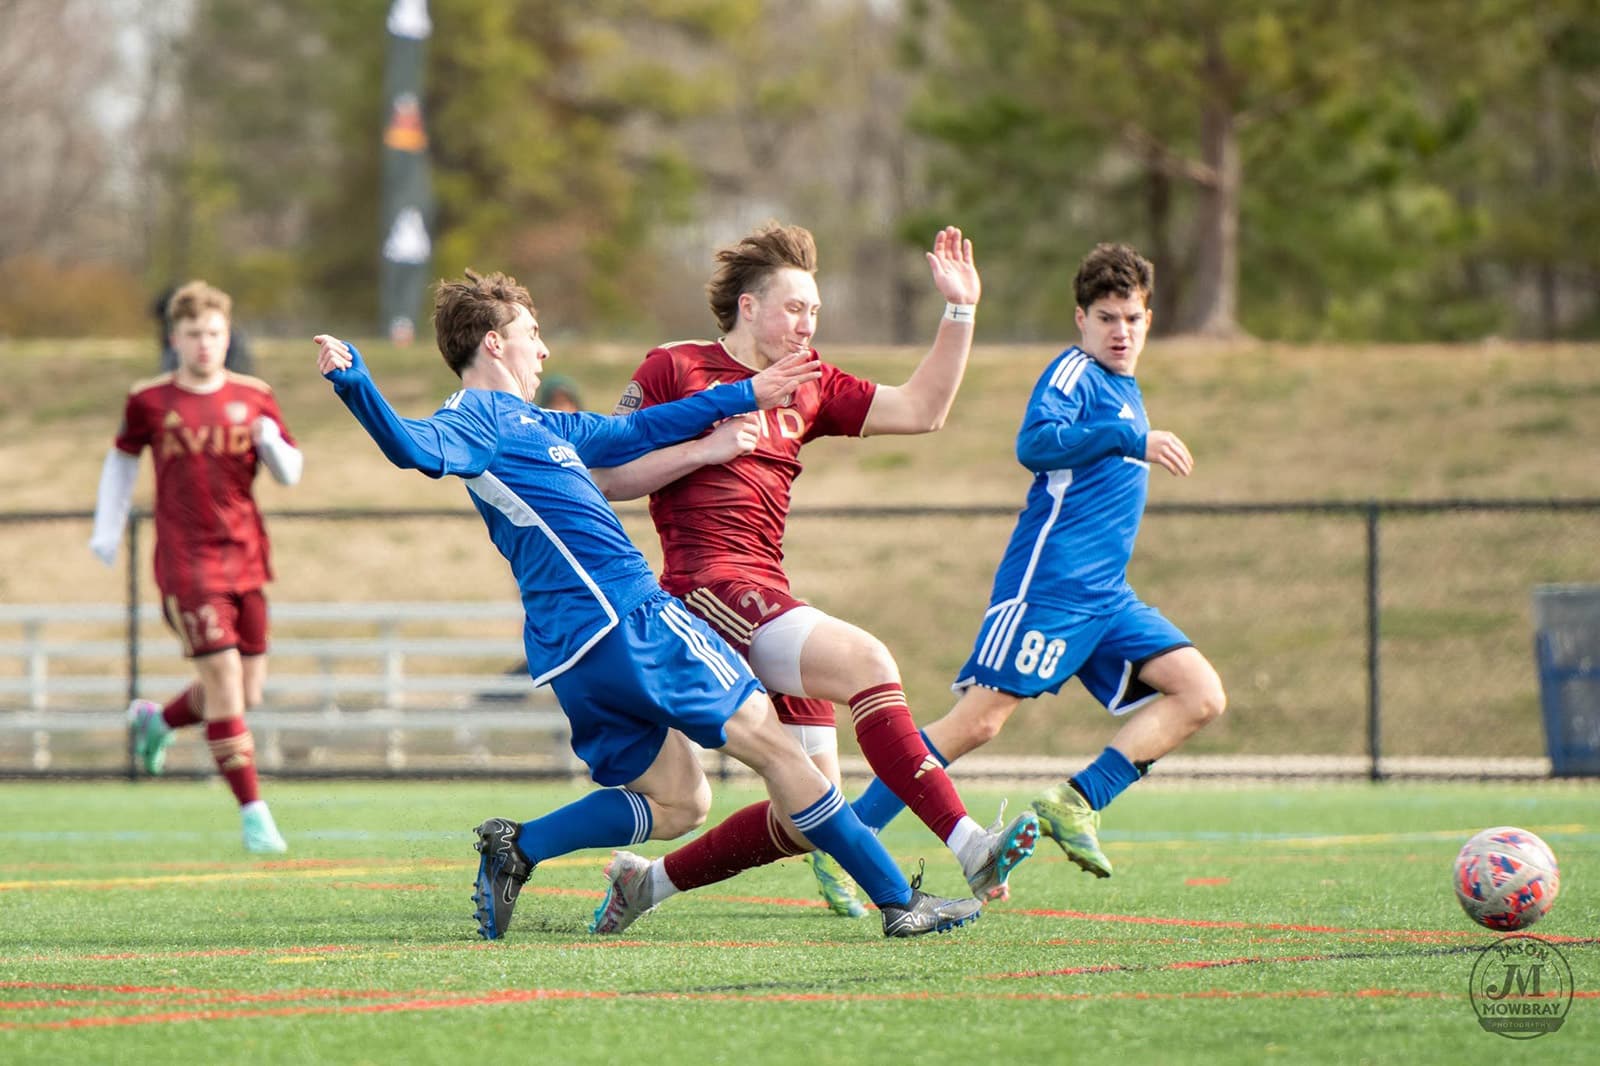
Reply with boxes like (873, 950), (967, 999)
(4, 499), (1598, 778)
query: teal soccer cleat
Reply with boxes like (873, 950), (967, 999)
(241, 802), (288, 855)
(127, 698), (175, 775)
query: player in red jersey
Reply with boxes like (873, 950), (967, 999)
(586, 224), (1038, 928)
(90, 281), (303, 854)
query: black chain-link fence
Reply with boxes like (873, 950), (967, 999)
(3, 500), (1597, 778)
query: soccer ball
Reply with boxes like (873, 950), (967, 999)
(1453, 826), (1560, 931)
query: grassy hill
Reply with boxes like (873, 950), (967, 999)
(5, 335), (1599, 761)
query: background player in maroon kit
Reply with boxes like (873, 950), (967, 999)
(588, 223), (1036, 925)
(90, 281), (303, 854)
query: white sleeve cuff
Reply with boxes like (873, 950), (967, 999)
(256, 432), (304, 486)
(90, 449), (139, 561)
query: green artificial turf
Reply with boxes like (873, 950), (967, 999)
(1, 779), (1595, 1065)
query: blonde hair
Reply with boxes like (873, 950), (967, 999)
(166, 281), (232, 324)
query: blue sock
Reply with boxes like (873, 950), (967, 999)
(1069, 746), (1141, 811)
(515, 788), (652, 866)
(792, 785), (911, 907)
(850, 729), (948, 831)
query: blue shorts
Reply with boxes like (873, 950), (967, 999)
(953, 598), (1191, 713)
(549, 590), (763, 787)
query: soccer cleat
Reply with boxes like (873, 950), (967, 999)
(1032, 783), (1112, 878)
(240, 803), (288, 854)
(589, 850), (656, 935)
(806, 850), (869, 918)
(964, 801), (1040, 902)
(127, 698), (175, 776)
(880, 865), (983, 938)
(472, 817), (532, 940)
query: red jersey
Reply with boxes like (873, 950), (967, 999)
(621, 340), (876, 588)
(113, 372), (295, 597)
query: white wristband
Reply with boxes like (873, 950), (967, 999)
(943, 302), (976, 323)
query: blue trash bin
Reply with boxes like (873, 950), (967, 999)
(1533, 584), (1600, 777)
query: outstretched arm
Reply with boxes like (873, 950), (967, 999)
(314, 334), (495, 478)
(573, 349), (819, 474)
(1017, 416), (1146, 472)
(860, 226), (981, 436)
(591, 415), (759, 501)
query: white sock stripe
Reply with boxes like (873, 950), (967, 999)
(622, 789), (651, 845)
(660, 602), (739, 687)
(848, 691), (907, 725)
(852, 690), (906, 709)
(790, 787), (846, 833)
(683, 588), (754, 643)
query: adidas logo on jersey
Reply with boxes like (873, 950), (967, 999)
(1117, 402), (1136, 420)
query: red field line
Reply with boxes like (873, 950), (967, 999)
(1013, 907), (1600, 943)
(11, 984), (1556, 1030)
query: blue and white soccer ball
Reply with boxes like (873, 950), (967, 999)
(1454, 826), (1561, 931)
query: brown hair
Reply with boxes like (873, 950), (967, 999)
(432, 269), (535, 376)
(706, 222), (818, 333)
(1073, 243), (1154, 311)
(166, 281), (232, 325)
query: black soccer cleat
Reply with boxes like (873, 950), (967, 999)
(472, 817), (533, 940)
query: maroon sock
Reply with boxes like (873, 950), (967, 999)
(662, 801), (807, 891)
(163, 686), (202, 729)
(850, 682), (966, 841)
(205, 718), (261, 805)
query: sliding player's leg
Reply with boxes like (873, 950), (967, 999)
(594, 688), (981, 938)
(783, 612), (1037, 900)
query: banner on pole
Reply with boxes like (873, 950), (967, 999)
(379, 0), (434, 345)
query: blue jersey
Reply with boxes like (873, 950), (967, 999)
(987, 346), (1151, 614)
(327, 349), (759, 685)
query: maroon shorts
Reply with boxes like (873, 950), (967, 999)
(161, 587), (268, 658)
(665, 576), (836, 728)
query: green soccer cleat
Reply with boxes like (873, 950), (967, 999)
(241, 802), (288, 855)
(127, 698), (175, 776)
(806, 850), (868, 918)
(1031, 783), (1112, 878)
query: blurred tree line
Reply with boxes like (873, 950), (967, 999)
(1, 0), (1596, 342)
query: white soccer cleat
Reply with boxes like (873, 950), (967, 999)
(589, 851), (656, 935)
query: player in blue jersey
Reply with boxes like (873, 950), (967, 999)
(312, 269), (982, 940)
(845, 243), (1227, 879)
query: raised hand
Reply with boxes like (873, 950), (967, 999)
(313, 334), (355, 376)
(925, 225), (980, 307)
(1144, 429), (1194, 477)
(750, 348), (822, 409)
